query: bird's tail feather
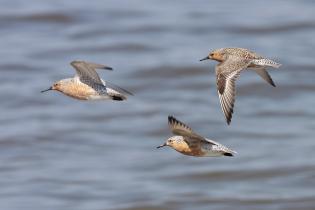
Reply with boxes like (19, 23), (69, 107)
(252, 58), (281, 68)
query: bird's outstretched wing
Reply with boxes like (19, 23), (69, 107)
(70, 60), (112, 87)
(168, 116), (214, 144)
(216, 56), (252, 125)
(253, 68), (276, 87)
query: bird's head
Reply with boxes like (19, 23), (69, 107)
(41, 79), (69, 93)
(156, 136), (183, 149)
(200, 48), (226, 62)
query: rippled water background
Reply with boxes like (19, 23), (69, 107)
(1, 0), (315, 209)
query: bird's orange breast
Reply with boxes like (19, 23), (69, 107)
(174, 142), (206, 157)
(58, 82), (97, 100)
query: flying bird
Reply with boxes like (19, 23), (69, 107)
(200, 48), (281, 124)
(41, 60), (133, 101)
(157, 116), (236, 157)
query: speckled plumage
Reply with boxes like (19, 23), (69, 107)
(41, 60), (132, 101)
(200, 47), (281, 125)
(157, 116), (236, 157)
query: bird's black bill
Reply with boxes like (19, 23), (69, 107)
(156, 143), (166, 149)
(41, 87), (52, 93)
(199, 56), (209, 61)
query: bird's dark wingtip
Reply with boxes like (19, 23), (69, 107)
(168, 115), (180, 126)
(226, 117), (232, 125)
(168, 115), (173, 120)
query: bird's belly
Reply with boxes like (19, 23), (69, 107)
(62, 83), (98, 100)
(202, 150), (224, 157)
(87, 95), (111, 100)
(176, 146), (205, 157)
(178, 151), (203, 157)
(201, 144), (224, 157)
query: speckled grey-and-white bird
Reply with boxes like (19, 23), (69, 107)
(200, 48), (281, 125)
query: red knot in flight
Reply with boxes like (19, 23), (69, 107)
(41, 60), (133, 101)
(200, 47), (281, 125)
(157, 116), (236, 157)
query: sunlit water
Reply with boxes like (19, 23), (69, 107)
(0, 0), (315, 209)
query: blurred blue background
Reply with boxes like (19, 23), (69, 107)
(0, 0), (315, 209)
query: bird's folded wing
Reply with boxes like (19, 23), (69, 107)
(168, 116), (213, 144)
(216, 56), (252, 124)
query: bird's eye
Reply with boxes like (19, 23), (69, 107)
(210, 53), (214, 56)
